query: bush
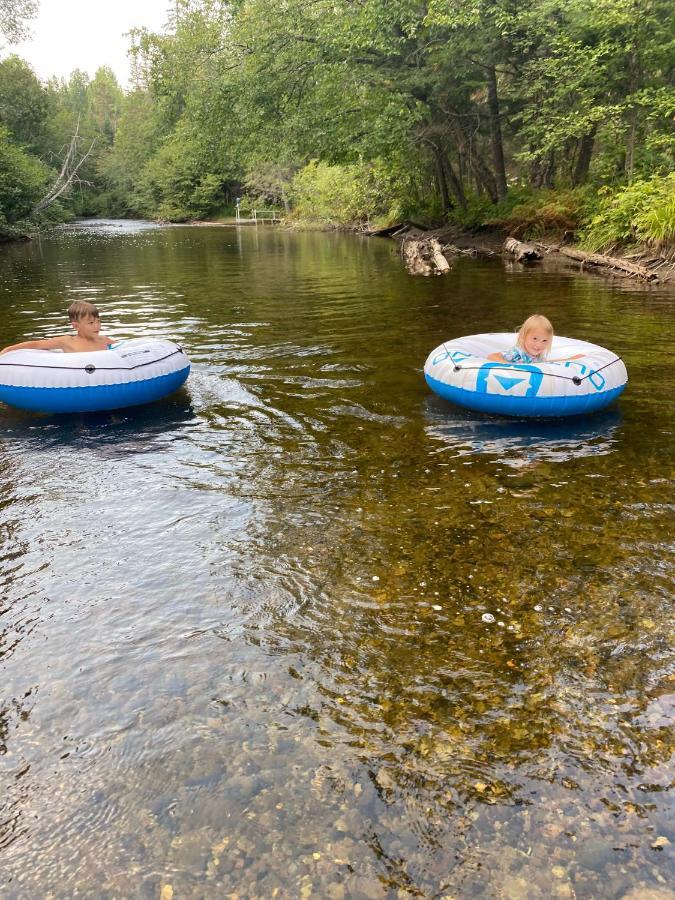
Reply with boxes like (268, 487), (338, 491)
(488, 188), (591, 238)
(289, 159), (411, 227)
(581, 174), (675, 253)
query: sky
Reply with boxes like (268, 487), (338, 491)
(10, 0), (172, 87)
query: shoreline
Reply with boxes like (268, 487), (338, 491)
(194, 215), (674, 285)
(8, 216), (673, 286)
(365, 222), (674, 286)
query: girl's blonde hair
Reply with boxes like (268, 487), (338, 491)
(517, 314), (553, 356)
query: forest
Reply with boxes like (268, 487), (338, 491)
(0, 0), (673, 255)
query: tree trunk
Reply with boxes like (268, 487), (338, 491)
(445, 155), (467, 209)
(625, 115), (637, 182)
(486, 64), (508, 201)
(401, 238), (452, 276)
(559, 246), (658, 281)
(430, 239), (451, 272)
(541, 150), (556, 189)
(530, 156), (544, 189)
(472, 154), (499, 204)
(435, 149), (452, 215)
(447, 112), (499, 203)
(424, 139), (452, 215)
(624, 46), (643, 183)
(572, 126), (597, 186)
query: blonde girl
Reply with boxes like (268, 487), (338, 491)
(489, 315), (582, 364)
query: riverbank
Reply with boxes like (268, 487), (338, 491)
(6, 213), (673, 287)
(194, 211), (674, 285)
(366, 222), (675, 285)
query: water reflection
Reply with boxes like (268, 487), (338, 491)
(426, 399), (623, 467)
(64, 218), (167, 233)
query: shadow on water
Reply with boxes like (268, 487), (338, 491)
(0, 388), (198, 456)
(425, 397), (623, 466)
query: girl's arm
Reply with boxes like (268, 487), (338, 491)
(0, 336), (73, 355)
(487, 352), (507, 362)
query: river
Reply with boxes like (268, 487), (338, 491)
(0, 220), (673, 898)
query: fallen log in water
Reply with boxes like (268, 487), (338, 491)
(401, 238), (452, 276)
(558, 246), (659, 281)
(430, 239), (451, 273)
(402, 240), (433, 275)
(366, 220), (429, 238)
(442, 244), (495, 257)
(503, 237), (543, 262)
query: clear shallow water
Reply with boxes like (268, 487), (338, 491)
(0, 221), (673, 898)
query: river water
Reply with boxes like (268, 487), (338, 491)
(0, 221), (673, 898)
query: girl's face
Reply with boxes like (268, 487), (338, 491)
(522, 329), (551, 358)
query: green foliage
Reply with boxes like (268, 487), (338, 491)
(289, 159), (416, 227)
(0, 0), (673, 248)
(492, 188), (593, 238)
(244, 163), (298, 211)
(132, 124), (225, 221)
(0, 56), (50, 153)
(0, 0), (37, 44)
(88, 67), (124, 144)
(581, 174), (675, 252)
(0, 123), (49, 230)
(95, 90), (165, 215)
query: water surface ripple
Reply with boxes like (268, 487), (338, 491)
(0, 221), (673, 898)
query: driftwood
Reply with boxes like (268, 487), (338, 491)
(558, 246), (659, 281)
(402, 240), (433, 275)
(504, 237), (543, 262)
(444, 244), (492, 257)
(367, 220), (428, 238)
(401, 238), (452, 276)
(430, 239), (451, 273)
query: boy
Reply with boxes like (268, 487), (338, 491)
(0, 301), (112, 354)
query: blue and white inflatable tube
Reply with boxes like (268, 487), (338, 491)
(0, 338), (190, 414)
(425, 333), (627, 417)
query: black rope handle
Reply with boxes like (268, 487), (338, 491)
(447, 352), (624, 385)
(0, 347), (186, 373)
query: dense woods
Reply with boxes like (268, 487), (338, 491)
(1, 0), (673, 253)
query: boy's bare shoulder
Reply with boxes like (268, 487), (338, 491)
(58, 334), (78, 351)
(65, 335), (111, 352)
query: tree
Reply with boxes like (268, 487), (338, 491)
(0, 123), (48, 233)
(0, 0), (37, 44)
(31, 116), (95, 214)
(88, 67), (124, 144)
(118, 1), (244, 219)
(0, 55), (49, 153)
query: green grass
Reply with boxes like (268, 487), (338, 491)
(580, 174), (675, 254)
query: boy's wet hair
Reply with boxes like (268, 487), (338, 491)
(68, 300), (100, 322)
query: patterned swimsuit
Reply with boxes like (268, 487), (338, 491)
(501, 346), (543, 364)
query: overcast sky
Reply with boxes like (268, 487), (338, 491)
(11, 0), (172, 87)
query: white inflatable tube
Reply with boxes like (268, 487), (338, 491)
(0, 338), (190, 414)
(425, 333), (627, 417)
